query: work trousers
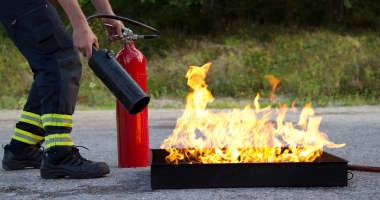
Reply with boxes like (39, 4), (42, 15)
(0, 0), (82, 154)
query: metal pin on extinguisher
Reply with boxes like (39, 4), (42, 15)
(86, 14), (160, 167)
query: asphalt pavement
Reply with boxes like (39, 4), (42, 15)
(0, 106), (379, 199)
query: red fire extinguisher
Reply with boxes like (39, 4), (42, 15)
(86, 14), (160, 167)
(116, 37), (149, 167)
(115, 26), (160, 167)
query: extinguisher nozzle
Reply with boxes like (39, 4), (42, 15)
(128, 96), (150, 115)
(88, 48), (150, 115)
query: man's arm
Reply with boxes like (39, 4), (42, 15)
(58, 0), (97, 59)
(58, 0), (123, 59)
(91, 0), (124, 45)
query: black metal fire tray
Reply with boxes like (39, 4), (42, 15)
(150, 149), (348, 189)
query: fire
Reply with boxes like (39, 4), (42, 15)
(160, 62), (345, 164)
(266, 75), (280, 100)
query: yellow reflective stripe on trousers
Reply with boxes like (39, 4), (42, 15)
(45, 134), (74, 149)
(42, 114), (73, 128)
(19, 111), (43, 129)
(12, 128), (44, 145)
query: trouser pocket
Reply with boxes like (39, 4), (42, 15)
(10, 3), (72, 58)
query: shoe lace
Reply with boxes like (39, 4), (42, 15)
(38, 145), (45, 155)
(34, 143), (43, 149)
(72, 146), (90, 163)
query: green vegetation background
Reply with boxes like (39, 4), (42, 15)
(1, 0), (379, 109)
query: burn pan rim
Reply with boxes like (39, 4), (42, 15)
(150, 148), (348, 165)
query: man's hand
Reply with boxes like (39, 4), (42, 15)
(59, 0), (122, 59)
(72, 25), (98, 60)
(58, 0), (98, 59)
(102, 18), (124, 45)
(91, 0), (125, 45)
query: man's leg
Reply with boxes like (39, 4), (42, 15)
(11, 81), (45, 148)
(0, 0), (109, 178)
(0, 0), (78, 154)
(2, 81), (45, 170)
(0, 0), (47, 170)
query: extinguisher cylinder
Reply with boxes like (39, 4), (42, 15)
(115, 42), (150, 168)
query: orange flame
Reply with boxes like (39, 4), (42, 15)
(160, 62), (345, 164)
(266, 75), (280, 100)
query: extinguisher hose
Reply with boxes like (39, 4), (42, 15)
(86, 13), (160, 39)
(348, 164), (380, 172)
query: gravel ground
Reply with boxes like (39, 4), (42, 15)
(0, 106), (379, 199)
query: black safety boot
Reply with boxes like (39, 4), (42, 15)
(40, 146), (110, 179)
(2, 144), (43, 170)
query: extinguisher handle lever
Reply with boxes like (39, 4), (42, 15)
(104, 23), (157, 43)
(86, 14), (160, 40)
